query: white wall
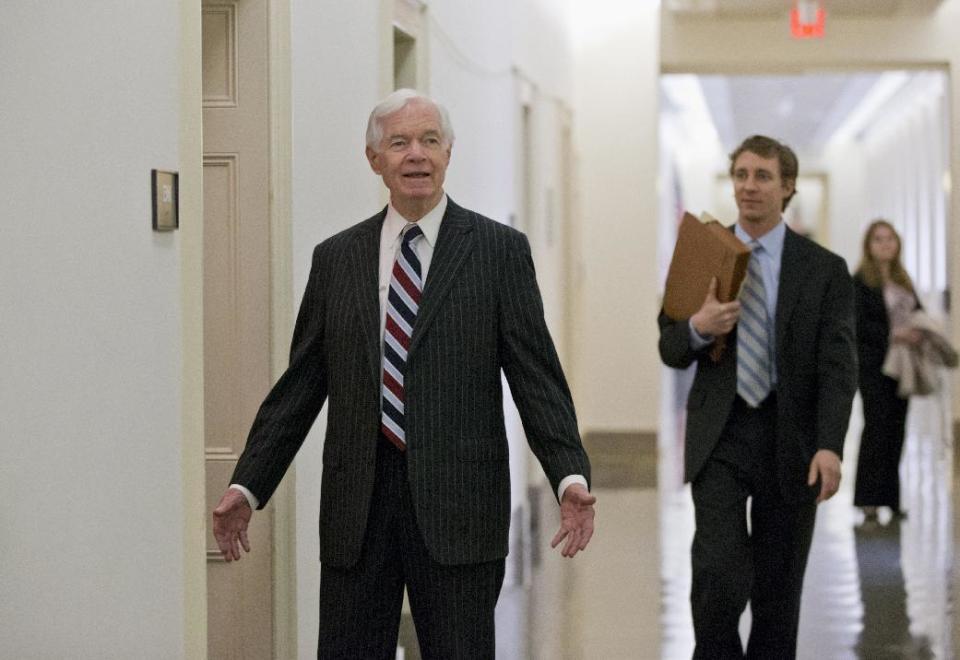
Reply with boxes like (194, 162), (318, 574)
(0, 3), (188, 658)
(571, 0), (662, 432)
(818, 141), (869, 267)
(510, 0), (576, 360)
(428, 0), (516, 223)
(287, 2), (383, 655)
(822, 73), (950, 308)
(801, 72), (947, 283)
(657, 76), (727, 491)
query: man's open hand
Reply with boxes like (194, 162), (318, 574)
(551, 484), (597, 558)
(212, 488), (253, 562)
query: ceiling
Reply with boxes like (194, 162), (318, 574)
(662, 1), (947, 154)
(665, 0), (945, 18)
(666, 69), (946, 157)
(696, 73), (881, 154)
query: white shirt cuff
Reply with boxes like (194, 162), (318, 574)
(230, 484), (259, 510)
(558, 474), (588, 501)
(688, 319), (714, 350)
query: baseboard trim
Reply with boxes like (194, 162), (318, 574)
(953, 420), (960, 474)
(581, 430), (657, 489)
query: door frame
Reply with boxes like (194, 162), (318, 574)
(265, 1), (296, 658)
(180, 0), (295, 657)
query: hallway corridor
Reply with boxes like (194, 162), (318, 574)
(7, 3), (960, 658)
(489, 385), (955, 659)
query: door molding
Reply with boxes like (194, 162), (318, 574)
(182, 1), (294, 657)
(266, 0), (296, 658)
(180, 0), (206, 658)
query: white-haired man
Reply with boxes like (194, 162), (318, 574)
(212, 89), (596, 658)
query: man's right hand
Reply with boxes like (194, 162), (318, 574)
(690, 277), (741, 337)
(212, 488), (253, 562)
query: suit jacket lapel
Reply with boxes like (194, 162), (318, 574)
(408, 199), (475, 357)
(350, 209), (387, 389)
(775, 227), (810, 353)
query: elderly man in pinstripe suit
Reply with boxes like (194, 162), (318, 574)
(212, 89), (595, 659)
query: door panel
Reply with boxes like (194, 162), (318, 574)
(202, 1), (273, 658)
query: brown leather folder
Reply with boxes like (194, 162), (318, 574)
(663, 212), (750, 359)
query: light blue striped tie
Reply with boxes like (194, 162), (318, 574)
(737, 242), (772, 407)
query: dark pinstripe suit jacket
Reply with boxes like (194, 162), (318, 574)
(657, 226), (857, 502)
(231, 198), (590, 567)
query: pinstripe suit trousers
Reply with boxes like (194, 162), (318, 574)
(317, 437), (505, 659)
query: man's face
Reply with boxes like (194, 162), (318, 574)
(731, 151), (794, 227)
(366, 101), (451, 217)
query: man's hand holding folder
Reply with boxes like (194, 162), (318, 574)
(690, 276), (741, 338)
(663, 212), (750, 360)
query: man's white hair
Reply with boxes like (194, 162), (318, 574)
(365, 88), (455, 150)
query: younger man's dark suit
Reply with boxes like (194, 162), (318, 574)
(658, 225), (857, 659)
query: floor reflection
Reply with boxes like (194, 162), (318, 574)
(899, 393), (954, 659)
(483, 372), (953, 659)
(657, 369), (953, 660)
(854, 517), (932, 659)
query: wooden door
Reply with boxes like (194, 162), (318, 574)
(202, 1), (274, 657)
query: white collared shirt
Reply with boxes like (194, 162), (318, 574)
(377, 195), (447, 341)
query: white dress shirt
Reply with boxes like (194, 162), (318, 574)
(377, 196), (446, 339)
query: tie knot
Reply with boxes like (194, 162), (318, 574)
(402, 224), (423, 245)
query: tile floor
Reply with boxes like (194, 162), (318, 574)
(517, 378), (953, 659)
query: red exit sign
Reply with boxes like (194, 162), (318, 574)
(791, 5), (825, 39)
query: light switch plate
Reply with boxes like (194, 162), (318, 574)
(152, 169), (179, 231)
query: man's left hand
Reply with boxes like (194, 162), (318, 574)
(551, 484), (597, 558)
(807, 449), (842, 503)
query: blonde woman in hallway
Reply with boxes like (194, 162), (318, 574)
(852, 220), (921, 524)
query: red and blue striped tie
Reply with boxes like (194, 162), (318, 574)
(381, 224), (424, 450)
